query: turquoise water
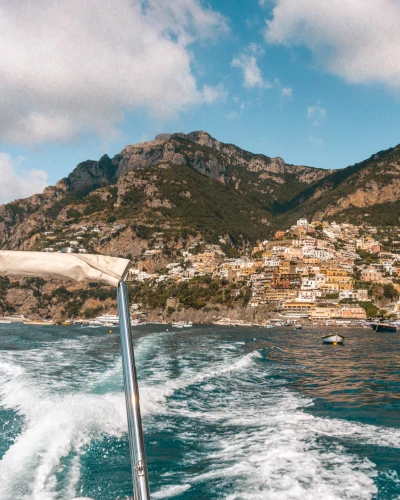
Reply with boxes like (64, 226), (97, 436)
(0, 324), (399, 500)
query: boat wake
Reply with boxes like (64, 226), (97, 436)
(0, 329), (398, 499)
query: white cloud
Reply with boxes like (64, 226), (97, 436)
(281, 87), (293, 98)
(232, 44), (271, 89)
(307, 101), (326, 126)
(0, 154), (48, 204)
(265, 0), (400, 90)
(202, 84), (228, 104)
(0, 0), (228, 145)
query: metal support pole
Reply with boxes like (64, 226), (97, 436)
(117, 281), (150, 500)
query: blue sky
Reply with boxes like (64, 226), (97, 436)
(1, 0), (400, 202)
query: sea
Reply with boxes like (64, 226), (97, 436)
(0, 323), (399, 500)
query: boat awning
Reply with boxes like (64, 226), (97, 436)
(0, 251), (130, 287)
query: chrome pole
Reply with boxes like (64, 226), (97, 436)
(117, 281), (150, 500)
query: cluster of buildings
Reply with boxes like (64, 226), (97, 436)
(38, 216), (400, 320)
(41, 224), (126, 254)
(128, 218), (400, 320)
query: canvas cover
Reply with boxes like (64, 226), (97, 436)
(0, 251), (130, 287)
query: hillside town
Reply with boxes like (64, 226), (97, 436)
(125, 218), (400, 322)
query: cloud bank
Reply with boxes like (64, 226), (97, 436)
(0, 155), (48, 204)
(265, 0), (400, 90)
(232, 44), (271, 89)
(0, 0), (228, 145)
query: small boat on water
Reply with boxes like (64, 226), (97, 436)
(371, 322), (397, 333)
(322, 333), (344, 344)
(23, 320), (56, 326)
(294, 324), (302, 330)
(171, 321), (193, 328)
(95, 313), (120, 325)
(0, 319), (11, 324)
(1, 314), (27, 323)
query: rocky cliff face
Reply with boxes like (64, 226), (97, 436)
(1, 131), (400, 257)
(2, 131), (400, 318)
(280, 144), (400, 226)
(0, 130), (331, 252)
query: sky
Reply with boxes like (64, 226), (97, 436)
(1, 0), (400, 203)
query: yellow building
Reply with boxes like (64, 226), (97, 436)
(310, 304), (340, 319)
(321, 267), (349, 277)
(282, 301), (316, 316)
(265, 289), (298, 302)
(325, 275), (354, 290)
(339, 305), (367, 319)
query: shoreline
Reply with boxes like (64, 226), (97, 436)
(0, 318), (375, 329)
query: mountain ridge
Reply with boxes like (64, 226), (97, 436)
(0, 131), (400, 257)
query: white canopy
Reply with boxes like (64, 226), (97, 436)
(0, 251), (130, 287)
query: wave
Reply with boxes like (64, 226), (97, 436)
(0, 330), (399, 499)
(152, 484), (191, 498)
(0, 334), (263, 499)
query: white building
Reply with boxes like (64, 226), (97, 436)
(297, 218), (309, 229)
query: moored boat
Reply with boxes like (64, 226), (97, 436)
(294, 324), (302, 330)
(95, 313), (119, 325)
(1, 314), (27, 323)
(23, 320), (56, 326)
(0, 319), (11, 324)
(371, 322), (397, 333)
(322, 333), (344, 344)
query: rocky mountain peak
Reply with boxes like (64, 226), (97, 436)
(186, 130), (222, 151)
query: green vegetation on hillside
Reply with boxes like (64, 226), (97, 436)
(115, 163), (273, 245)
(128, 276), (252, 311)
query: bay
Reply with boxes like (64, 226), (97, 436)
(0, 324), (399, 499)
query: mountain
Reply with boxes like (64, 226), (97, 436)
(0, 131), (329, 256)
(277, 144), (400, 227)
(1, 130), (400, 262)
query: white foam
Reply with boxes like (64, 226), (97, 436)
(0, 331), (399, 500)
(152, 484), (191, 498)
(0, 351), (127, 500)
(0, 332), (263, 499)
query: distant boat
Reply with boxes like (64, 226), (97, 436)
(371, 322), (397, 333)
(1, 314), (27, 323)
(23, 320), (56, 326)
(95, 313), (119, 325)
(294, 324), (302, 330)
(322, 333), (344, 344)
(0, 319), (11, 324)
(264, 324), (275, 329)
(183, 322), (193, 328)
(172, 321), (184, 328)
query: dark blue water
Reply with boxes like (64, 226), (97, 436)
(0, 324), (399, 499)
